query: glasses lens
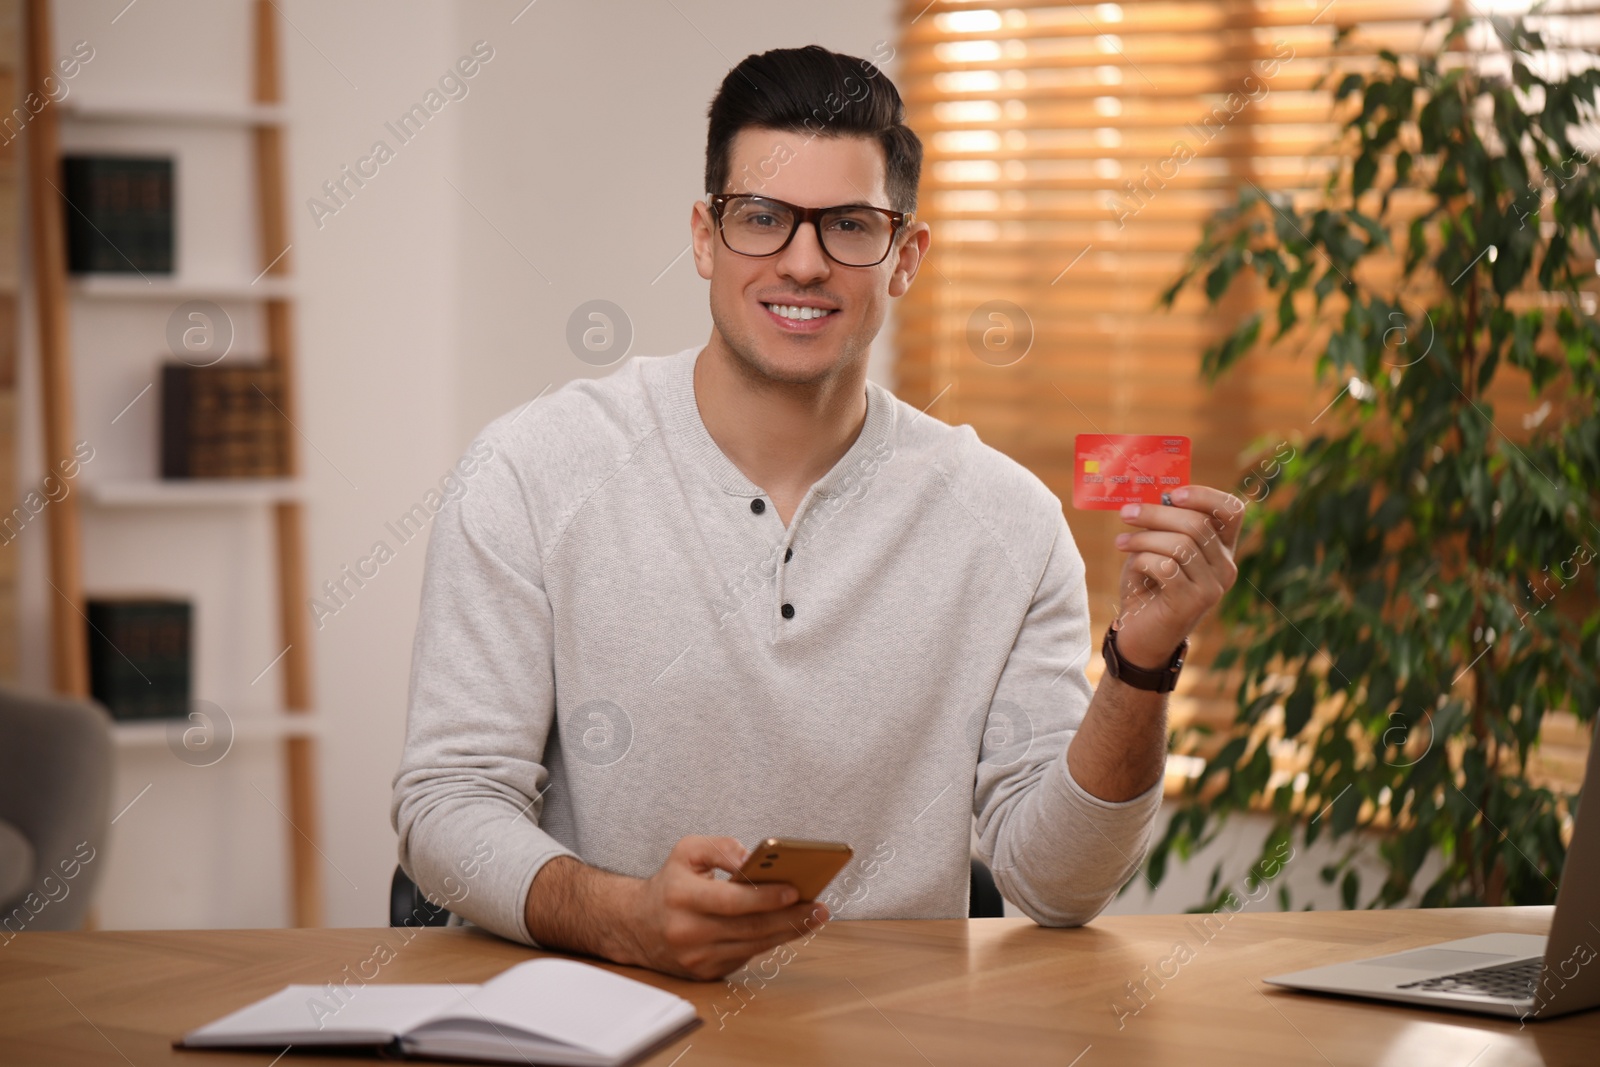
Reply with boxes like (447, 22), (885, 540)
(718, 197), (896, 265)
(819, 207), (894, 266)
(720, 197), (796, 256)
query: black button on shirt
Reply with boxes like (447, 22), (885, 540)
(750, 498), (765, 514)
(784, 548), (793, 563)
(781, 603), (795, 619)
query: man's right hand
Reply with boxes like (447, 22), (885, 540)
(524, 835), (830, 981)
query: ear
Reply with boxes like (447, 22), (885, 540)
(691, 200), (718, 281)
(887, 220), (931, 299)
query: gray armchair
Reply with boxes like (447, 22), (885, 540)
(0, 685), (114, 933)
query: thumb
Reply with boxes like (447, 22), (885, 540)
(676, 835), (749, 875)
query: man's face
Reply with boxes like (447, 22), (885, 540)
(691, 127), (929, 387)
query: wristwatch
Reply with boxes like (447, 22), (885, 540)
(1101, 624), (1188, 693)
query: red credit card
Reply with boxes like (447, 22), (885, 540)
(1072, 434), (1191, 509)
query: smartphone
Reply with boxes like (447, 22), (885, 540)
(736, 838), (853, 902)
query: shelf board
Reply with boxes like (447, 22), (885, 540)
(61, 98), (286, 126)
(71, 275), (293, 301)
(85, 479), (305, 507)
(112, 712), (322, 748)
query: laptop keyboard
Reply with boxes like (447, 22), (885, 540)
(1397, 957), (1541, 999)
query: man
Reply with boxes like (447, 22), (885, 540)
(392, 44), (1242, 982)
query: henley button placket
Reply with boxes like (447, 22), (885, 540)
(780, 545), (795, 619)
(747, 497), (794, 622)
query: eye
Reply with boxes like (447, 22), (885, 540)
(824, 211), (879, 233)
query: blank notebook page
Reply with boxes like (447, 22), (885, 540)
(418, 958), (694, 1058)
(191, 984), (463, 1043)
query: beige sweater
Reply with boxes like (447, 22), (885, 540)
(391, 345), (1162, 946)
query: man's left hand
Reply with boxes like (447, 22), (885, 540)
(1111, 485), (1244, 669)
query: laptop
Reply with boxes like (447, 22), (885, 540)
(1264, 733), (1600, 1022)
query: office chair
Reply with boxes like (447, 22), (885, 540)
(967, 856), (1005, 918)
(0, 686), (114, 930)
(390, 856), (1007, 927)
(390, 864), (452, 929)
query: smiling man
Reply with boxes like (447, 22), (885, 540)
(392, 45), (1242, 982)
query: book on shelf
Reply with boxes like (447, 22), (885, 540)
(61, 155), (175, 274)
(176, 957), (701, 1066)
(86, 597), (191, 721)
(161, 361), (288, 479)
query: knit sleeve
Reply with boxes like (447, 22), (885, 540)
(390, 426), (578, 947)
(970, 509), (1163, 925)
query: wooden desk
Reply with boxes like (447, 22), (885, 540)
(0, 907), (1591, 1066)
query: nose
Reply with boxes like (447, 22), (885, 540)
(774, 219), (832, 287)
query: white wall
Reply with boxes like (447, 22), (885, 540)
(448, 0), (901, 444)
(277, 0), (465, 929)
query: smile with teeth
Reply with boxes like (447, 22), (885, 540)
(764, 303), (836, 321)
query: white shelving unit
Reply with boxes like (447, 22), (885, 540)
(60, 97), (286, 127)
(25, 0), (323, 927)
(112, 712), (322, 748)
(70, 275), (294, 301)
(84, 478), (304, 507)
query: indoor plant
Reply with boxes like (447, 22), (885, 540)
(1152, 7), (1600, 910)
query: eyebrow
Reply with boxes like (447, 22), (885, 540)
(744, 195), (879, 209)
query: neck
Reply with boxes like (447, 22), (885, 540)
(693, 333), (868, 500)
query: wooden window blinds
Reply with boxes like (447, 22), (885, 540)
(895, 0), (1580, 692)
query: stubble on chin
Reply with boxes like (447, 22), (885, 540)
(713, 312), (861, 389)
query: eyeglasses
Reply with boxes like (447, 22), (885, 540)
(708, 193), (912, 268)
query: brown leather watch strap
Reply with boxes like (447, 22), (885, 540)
(1101, 625), (1188, 693)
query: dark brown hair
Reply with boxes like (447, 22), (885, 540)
(704, 45), (923, 214)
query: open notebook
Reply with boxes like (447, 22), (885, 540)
(177, 957), (700, 1066)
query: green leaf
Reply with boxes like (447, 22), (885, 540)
(1354, 151), (1378, 197)
(1284, 676), (1317, 738)
(1276, 290), (1299, 339)
(1341, 868), (1361, 909)
(1204, 248), (1244, 303)
(1202, 312), (1263, 380)
(1331, 786), (1361, 837)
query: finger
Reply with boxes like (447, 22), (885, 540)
(709, 902), (830, 945)
(675, 835), (751, 876)
(1121, 497), (1233, 575)
(1123, 550), (1199, 598)
(685, 875), (800, 918)
(668, 897), (820, 950)
(1115, 530), (1212, 585)
(1169, 485), (1247, 552)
